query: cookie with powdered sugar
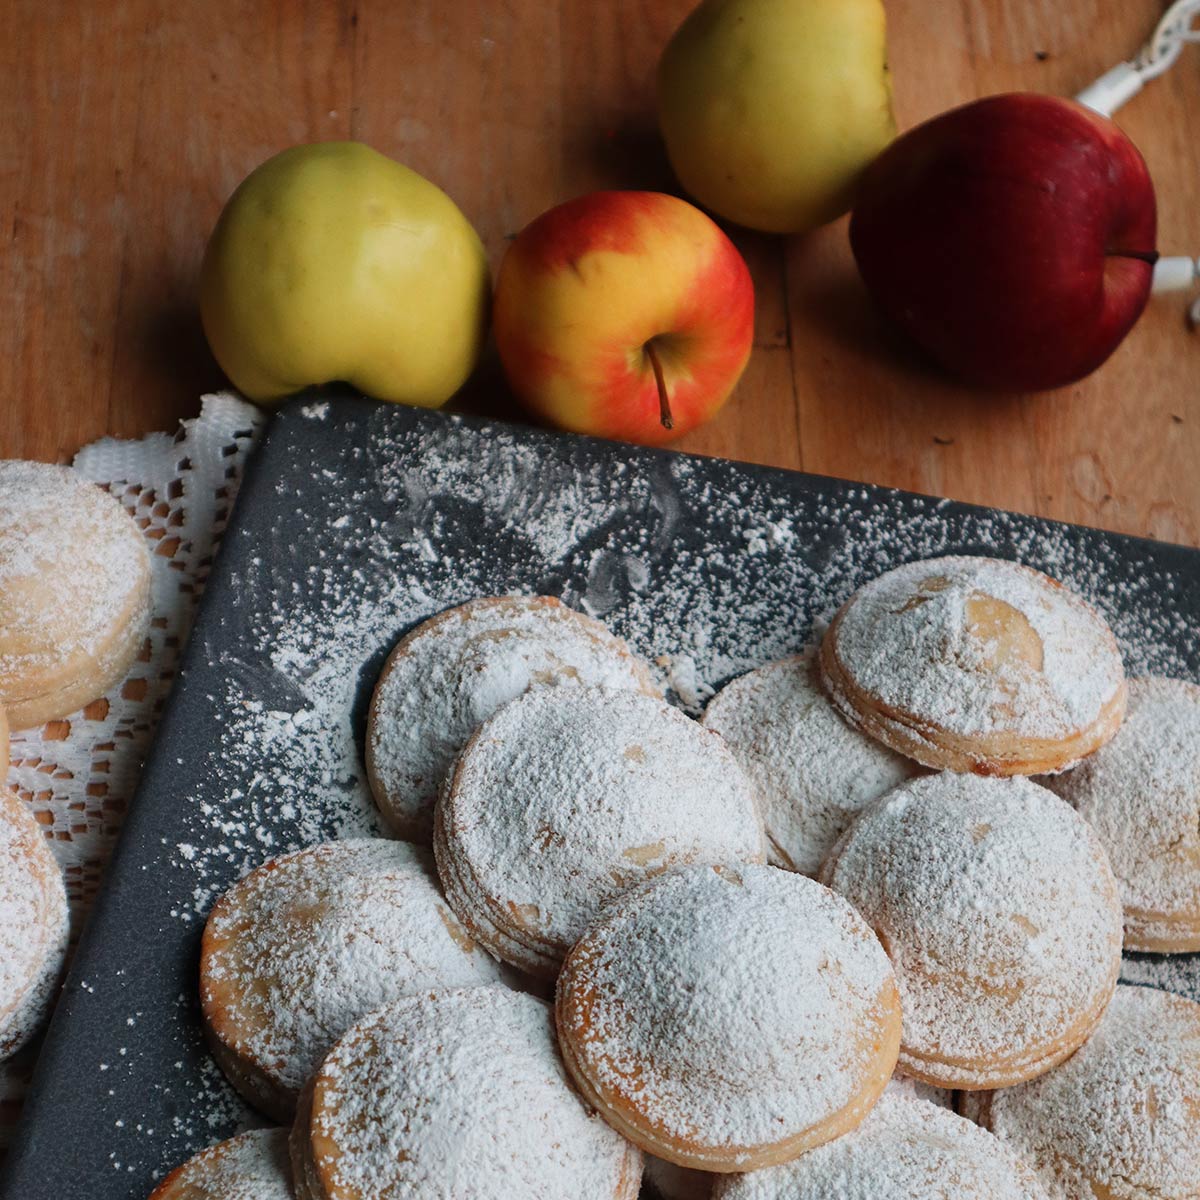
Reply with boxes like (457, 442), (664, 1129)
(366, 595), (658, 842)
(0, 460), (152, 730)
(0, 784), (68, 1061)
(819, 555), (1126, 776)
(201, 839), (508, 1120)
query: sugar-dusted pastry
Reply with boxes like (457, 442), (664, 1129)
(0, 706), (9, 771)
(644, 1156), (712, 1200)
(1045, 676), (1200, 953)
(0, 461), (152, 730)
(712, 1091), (1048, 1199)
(1, 785), (69, 1060)
(367, 595), (658, 841)
(820, 772), (1123, 1089)
(291, 986), (641, 1200)
(819, 556), (1126, 776)
(555, 864), (901, 1173)
(201, 839), (508, 1121)
(702, 651), (917, 873)
(150, 1128), (294, 1200)
(434, 686), (764, 978)
(962, 984), (1200, 1199)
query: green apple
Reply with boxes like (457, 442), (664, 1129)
(657, 0), (896, 234)
(200, 142), (490, 407)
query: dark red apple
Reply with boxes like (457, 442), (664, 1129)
(850, 93), (1157, 391)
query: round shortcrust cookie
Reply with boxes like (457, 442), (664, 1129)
(820, 772), (1123, 1089)
(366, 595), (656, 841)
(703, 651), (917, 874)
(201, 839), (507, 1120)
(1046, 676), (1200, 953)
(435, 685), (764, 978)
(819, 556), (1125, 776)
(0, 784), (68, 1060)
(555, 864), (901, 1173)
(0, 460), (152, 730)
(291, 986), (642, 1199)
(149, 1128), (294, 1200)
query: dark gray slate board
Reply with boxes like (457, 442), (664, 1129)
(3, 396), (1198, 1198)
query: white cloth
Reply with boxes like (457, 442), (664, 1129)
(0, 392), (264, 1146)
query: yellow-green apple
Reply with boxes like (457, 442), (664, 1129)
(657, 0), (895, 234)
(850, 94), (1158, 391)
(200, 142), (490, 408)
(493, 191), (755, 446)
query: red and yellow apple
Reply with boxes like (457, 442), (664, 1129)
(493, 191), (755, 445)
(850, 93), (1157, 392)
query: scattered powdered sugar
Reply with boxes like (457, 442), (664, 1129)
(150, 1127), (292, 1200)
(0, 786), (68, 1057)
(146, 406), (1200, 1168)
(201, 839), (507, 1104)
(822, 773), (1123, 1085)
(713, 1091), (1048, 1199)
(828, 555), (1125, 740)
(366, 595), (654, 842)
(0, 459), (150, 699)
(436, 686), (764, 976)
(557, 864), (897, 1162)
(303, 987), (640, 1198)
(702, 650), (917, 874)
(1046, 676), (1200, 949)
(963, 984), (1200, 1199)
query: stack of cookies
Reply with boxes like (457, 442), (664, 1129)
(159, 560), (1200, 1200)
(0, 461), (152, 1069)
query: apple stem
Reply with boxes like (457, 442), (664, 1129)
(644, 341), (674, 431)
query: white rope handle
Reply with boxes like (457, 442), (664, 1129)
(1076, 0), (1200, 115)
(1076, 1), (1200, 327)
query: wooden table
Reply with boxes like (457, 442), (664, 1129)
(4, 1), (1198, 545)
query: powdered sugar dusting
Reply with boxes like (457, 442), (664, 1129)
(823, 773), (1122, 1084)
(557, 865), (897, 1161)
(97, 403), (1198, 1181)
(303, 987), (640, 1197)
(965, 984), (1200, 1199)
(201, 839), (507, 1103)
(0, 459), (150, 698)
(437, 686), (764, 974)
(0, 787), (68, 1057)
(1046, 676), (1200, 949)
(702, 651), (917, 874)
(828, 555), (1125, 741)
(714, 1091), (1047, 1199)
(366, 596), (654, 842)
(151, 1127), (292, 1200)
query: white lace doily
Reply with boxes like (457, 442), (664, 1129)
(0, 392), (264, 1147)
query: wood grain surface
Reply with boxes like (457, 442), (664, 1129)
(2, 1), (1197, 544)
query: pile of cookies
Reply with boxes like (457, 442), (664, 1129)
(138, 559), (1200, 1198)
(0, 462), (152, 1065)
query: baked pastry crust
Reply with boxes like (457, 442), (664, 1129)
(366, 595), (657, 841)
(0, 784), (69, 1060)
(555, 864), (901, 1173)
(0, 461), (152, 730)
(434, 685), (764, 979)
(711, 1091), (1048, 1198)
(1045, 675), (1200, 953)
(149, 1128), (294, 1200)
(820, 772), (1123, 1090)
(819, 556), (1126, 776)
(200, 839), (507, 1121)
(961, 984), (1200, 1199)
(291, 986), (642, 1199)
(703, 651), (917, 874)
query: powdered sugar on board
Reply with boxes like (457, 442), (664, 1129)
(25, 399), (1200, 1199)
